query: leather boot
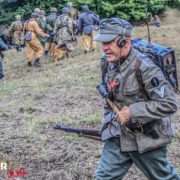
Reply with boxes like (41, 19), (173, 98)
(33, 59), (41, 67)
(28, 62), (32, 67)
(44, 51), (48, 57)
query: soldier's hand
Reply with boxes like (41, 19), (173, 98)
(116, 106), (131, 125)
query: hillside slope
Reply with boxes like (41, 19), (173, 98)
(0, 9), (180, 180)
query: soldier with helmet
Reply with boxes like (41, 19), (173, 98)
(44, 7), (57, 57)
(67, 2), (79, 46)
(53, 7), (74, 53)
(24, 13), (49, 67)
(36, 10), (47, 47)
(67, 2), (79, 22)
(34, 7), (41, 16)
(8, 15), (24, 51)
(77, 5), (99, 53)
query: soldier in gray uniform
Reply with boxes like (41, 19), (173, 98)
(94, 18), (180, 180)
(44, 7), (57, 56)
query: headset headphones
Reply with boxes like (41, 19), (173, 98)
(117, 19), (126, 48)
(117, 36), (126, 48)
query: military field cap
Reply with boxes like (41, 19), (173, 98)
(34, 8), (40, 13)
(31, 12), (39, 18)
(62, 7), (70, 13)
(51, 7), (57, 12)
(94, 18), (132, 42)
(15, 15), (21, 20)
(39, 10), (45, 15)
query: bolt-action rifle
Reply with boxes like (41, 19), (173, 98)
(53, 124), (101, 141)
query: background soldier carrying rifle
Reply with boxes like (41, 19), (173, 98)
(44, 7), (57, 57)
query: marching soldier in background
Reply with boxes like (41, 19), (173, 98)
(153, 15), (161, 27)
(77, 5), (99, 54)
(67, 2), (79, 46)
(34, 7), (41, 16)
(44, 7), (57, 57)
(0, 37), (8, 79)
(8, 15), (24, 52)
(53, 7), (74, 54)
(67, 2), (79, 22)
(36, 10), (47, 47)
(2, 30), (12, 49)
(24, 13), (49, 67)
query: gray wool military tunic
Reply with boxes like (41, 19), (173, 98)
(100, 47), (177, 153)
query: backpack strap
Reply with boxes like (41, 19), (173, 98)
(135, 58), (150, 100)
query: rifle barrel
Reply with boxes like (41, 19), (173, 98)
(53, 124), (101, 140)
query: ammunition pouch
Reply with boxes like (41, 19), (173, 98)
(134, 117), (174, 153)
(24, 31), (32, 41)
(142, 121), (159, 139)
(126, 121), (159, 139)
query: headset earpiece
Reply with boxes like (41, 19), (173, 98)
(117, 36), (126, 48)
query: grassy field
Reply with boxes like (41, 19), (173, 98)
(0, 8), (180, 180)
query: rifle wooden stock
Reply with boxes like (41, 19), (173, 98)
(53, 124), (102, 141)
(106, 98), (121, 114)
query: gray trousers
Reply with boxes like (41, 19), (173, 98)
(95, 137), (180, 180)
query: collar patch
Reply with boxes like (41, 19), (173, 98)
(108, 80), (118, 91)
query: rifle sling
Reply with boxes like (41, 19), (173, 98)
(78, 134), (102, 141)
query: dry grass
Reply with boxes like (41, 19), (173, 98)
(0, 8), (180, 180)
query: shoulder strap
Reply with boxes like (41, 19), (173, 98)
(135, 59), (149, 100)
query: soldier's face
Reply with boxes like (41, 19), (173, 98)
(102, 37), (122, 62)
(40, 14), (44, 18)
(102, 37), (129, 62)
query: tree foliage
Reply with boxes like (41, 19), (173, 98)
(0, 0), (180, 25)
